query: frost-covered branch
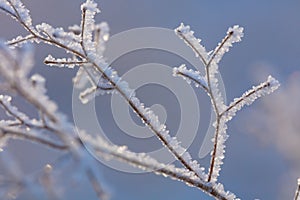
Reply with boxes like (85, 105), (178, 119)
(173, 64), (208, 92)
(202, 31), (243, 180)
(207, 25), (243, 66)
(221, 76), (280, 121)
(80, 0), (100, 55)
(6, 34), (35, 47)
(2, 0), (34, 32)
(175, 23), (209, 66)
(174, 23), (279, 184)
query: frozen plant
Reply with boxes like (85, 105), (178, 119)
(0, 0), (296, 199)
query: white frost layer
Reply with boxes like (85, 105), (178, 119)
(130, 97), (207, 180)
(210, 118), (228, 183)
(36, 23), (82, 54)
(44, 54), (83, 69)
(223, 75), (280, 122)
(173, 64), (208, 89)
(0, 0), (32, 28)
(211, 25), (244, 64)
(81, 0), (100, 53)
(175, 23), (209, 63)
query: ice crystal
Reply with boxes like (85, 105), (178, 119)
(0, 0), (32, 28)
(173, 64), (208, 89)
(211, 25), (244, 64)
(175, 23), (209, 63)
(223, 76), (280, 122)
(44, 54), (84, 69)
(81, 0), (100, 53)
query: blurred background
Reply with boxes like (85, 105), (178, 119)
(0, 0), (299, 199)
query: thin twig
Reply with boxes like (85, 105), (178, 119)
(175, 30), (208, 66)
(44, 60), (88, 66)
(6, 0), (34, 34)
(207, 117), (220, 182)
(220, 82), (270, 117)
(176, 71), (209, 93)
(206, 31), (233, 67)
(206, 31), (234, 182)
(7, 35), (35, 46)
(0, 6), (16, 18)
(0, 99), (25, 124)
(0, 126), (68, 150)
(80, 7), (88, 56)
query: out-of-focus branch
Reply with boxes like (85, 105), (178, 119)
(295, 179), (300, 200)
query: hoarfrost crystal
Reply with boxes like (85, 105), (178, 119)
(175, 23), (209, 63)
